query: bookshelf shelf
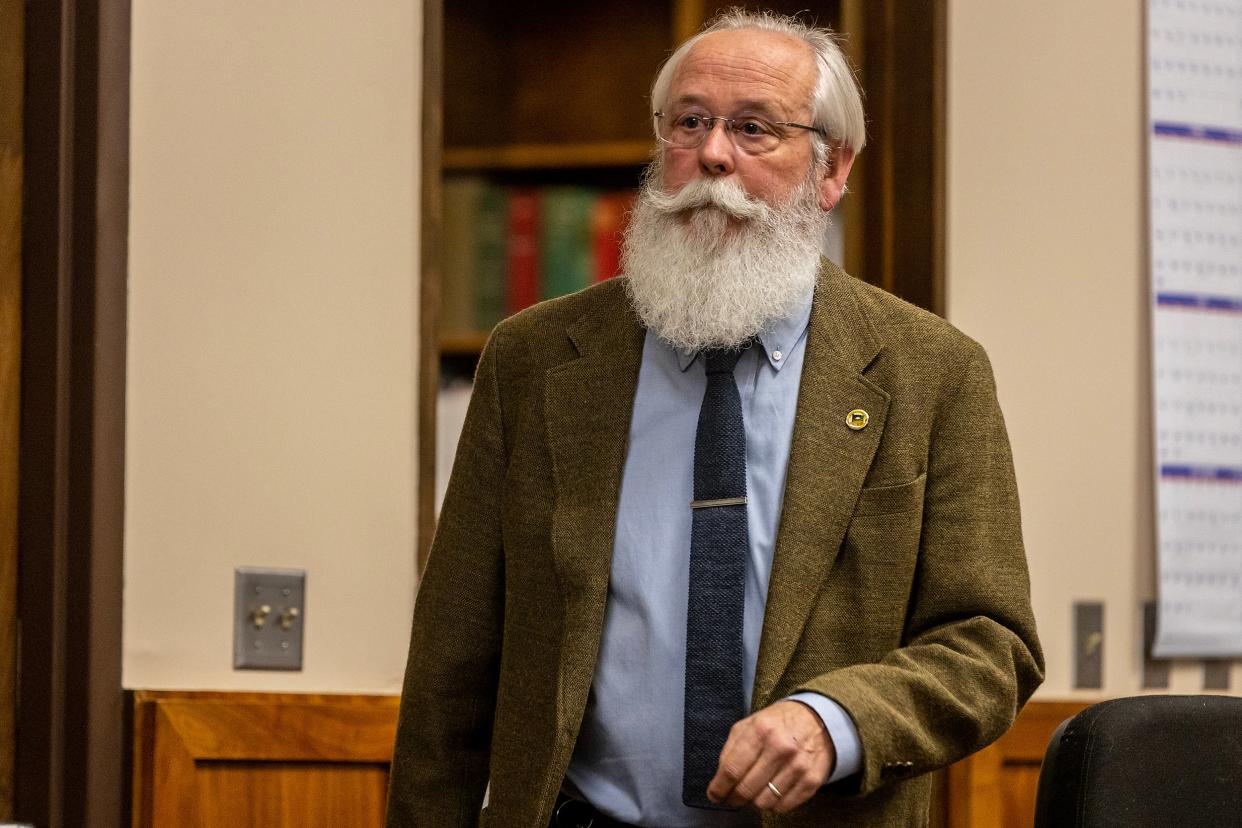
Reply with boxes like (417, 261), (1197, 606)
(443, 141), (655, 171)
(439, 332), (490, 355)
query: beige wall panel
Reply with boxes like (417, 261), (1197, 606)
(948, 1), (1238, 696)
(126, 1), (421, 692)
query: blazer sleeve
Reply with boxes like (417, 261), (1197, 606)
(795, 342), (1045, 796)
(386, 328), (508, 827)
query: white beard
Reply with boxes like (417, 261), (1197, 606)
(621, 159), (828, 352)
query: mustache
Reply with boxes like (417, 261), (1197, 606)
(642, 176), (769, 222)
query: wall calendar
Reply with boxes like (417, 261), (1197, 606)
(1149, 0), (1242, 655)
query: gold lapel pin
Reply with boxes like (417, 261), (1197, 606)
(846, 409), (869, 430)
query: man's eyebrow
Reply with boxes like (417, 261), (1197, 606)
(667, 93), (708, 110)
(729, 98), (783, 116)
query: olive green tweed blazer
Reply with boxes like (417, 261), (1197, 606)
(387, 260), (1044, 827)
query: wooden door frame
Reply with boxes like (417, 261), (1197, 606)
(16, 1), (130, 825)
(417, 0), (444, 571)
(841, 0), (948, 315)
(1, 0), (23, 818)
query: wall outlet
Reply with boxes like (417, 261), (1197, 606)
(234, 567), (305, 671)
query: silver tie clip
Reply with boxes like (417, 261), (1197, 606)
(690, 497), (748, 509)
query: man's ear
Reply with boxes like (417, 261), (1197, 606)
(817, 146), (856, 212)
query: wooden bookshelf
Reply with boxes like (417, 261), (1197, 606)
(443, 141), (655, 172)
(439, 331), (491, 356)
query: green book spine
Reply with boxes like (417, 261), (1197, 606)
(473, 183), (507, 330)
(440, 176), (483, 335)
(539, 187), (597, 301)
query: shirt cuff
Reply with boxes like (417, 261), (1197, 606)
(785, 691), (863, 784)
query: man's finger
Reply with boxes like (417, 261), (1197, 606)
(705, 721), (763, 803)
(751, 764), (802, 812)
(767, 764), (822, 814)
(724, 739), (788, 807)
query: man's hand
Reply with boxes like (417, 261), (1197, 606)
(706, 700), (835, 814)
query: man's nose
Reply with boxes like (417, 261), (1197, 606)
(697, 120), (736, 176)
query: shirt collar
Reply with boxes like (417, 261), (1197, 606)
(673, 287), (814, 373)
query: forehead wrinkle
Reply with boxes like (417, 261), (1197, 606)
(669, 37), (816, 117)
(667, 93), (782, 117)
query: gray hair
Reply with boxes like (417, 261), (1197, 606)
(650, 8), (867, 165)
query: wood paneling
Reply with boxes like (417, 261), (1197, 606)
(946, 700), (1090, 828)
(195, 763), (390, 827)
(131, 691), (399, 828)
(0, 0), (22, 818)
(129, 694), (1082, 826)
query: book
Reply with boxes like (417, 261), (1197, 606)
(540, 187), (598, 301)
(440, 176), (483, 335)
(473, 183), (507, 330)
(504, 188), (541, 315)
(591, 190), (634, 282)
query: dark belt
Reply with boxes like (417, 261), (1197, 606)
(549, 792), (641, 828)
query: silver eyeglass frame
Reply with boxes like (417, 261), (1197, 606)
(653, 110), (826, 153)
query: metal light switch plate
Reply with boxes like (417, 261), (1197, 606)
(1074, 601), (1104, 689)
(234, 567), (306, 670)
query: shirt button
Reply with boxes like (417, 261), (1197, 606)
(773, 350), (783, 361)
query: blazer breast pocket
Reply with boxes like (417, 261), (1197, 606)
(836, 473), (929, 651)
(851, 473), (927, 518)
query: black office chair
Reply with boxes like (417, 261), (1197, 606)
(1034, 695), (1242, 827)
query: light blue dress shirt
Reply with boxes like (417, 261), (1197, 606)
(564, 291), (862, 827)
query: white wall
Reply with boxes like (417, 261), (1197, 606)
(947, 0), (1239, 696)
(125, 0), (421, 692)
(123, 0), (1238, 699)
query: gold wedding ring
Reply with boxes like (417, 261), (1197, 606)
(767, 781), (783, 798)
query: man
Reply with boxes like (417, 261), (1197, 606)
(388, 10), (1043, 828)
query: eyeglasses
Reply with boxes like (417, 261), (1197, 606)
(654, 110), (825, 155)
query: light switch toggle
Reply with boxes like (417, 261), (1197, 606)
(234, 567), (306, 671)
(251, 604), (272, 628)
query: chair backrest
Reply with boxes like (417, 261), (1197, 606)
(1034, 695), (1242, 828)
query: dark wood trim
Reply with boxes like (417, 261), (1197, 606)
(839, 0), (866, 280)
(418, 0), (445, 574)
(852, 0), (946, 316)
(16, 2), (130, 826)
(931, 0), (948, 316)
(0, 0), (23, 817)
(673, 0), (707, 43)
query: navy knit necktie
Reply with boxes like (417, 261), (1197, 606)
(683, 346), (748, 809)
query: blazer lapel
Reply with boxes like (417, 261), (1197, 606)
(543, 293), (646, 724)
(752, 262), (891, 708)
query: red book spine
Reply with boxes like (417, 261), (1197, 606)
(591, 191), (635, 282)
(505, 189), (541, 314)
